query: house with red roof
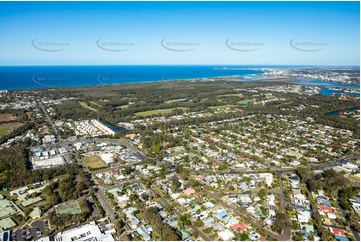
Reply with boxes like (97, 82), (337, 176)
(319, 205), (334, 213)
(232, 223), (248, 233)
(184, 188), (196, 196)
(329, 227), (346, 237)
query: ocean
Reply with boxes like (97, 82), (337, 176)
(0, 65), (359, 97)
(0, 65), (264, 90)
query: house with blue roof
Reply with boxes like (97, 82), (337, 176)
(136, 226), (151, 241)
(335, 235), (349, 241)
(179, 229), (189, 238)
(239, 182), (249, 190)
(321, 200), (332, 207)
(215, 210), (229, 220)
(299, 230), (310, 239)
(203, 217), (214, 227)
(213, 223), (225, 231)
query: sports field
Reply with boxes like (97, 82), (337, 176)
(218, 93), (244, 98)
(135, 107), (189, 117)
(56, 200), (82, 215)
(83, 155), (107, 169)
(0, 123), (22, 138)
(79, 102), (97, 112)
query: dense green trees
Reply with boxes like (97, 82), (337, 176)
(271, 211), (287, 234)
(297, 168), (350, 195)
(143, 207), (181, 241)
(0, 140), (80, 189)
(42, 170), (90, 210)
(338, 187), (360, 211)
(48, 209), (90, 230)
(194, 219), (204, 227)
(179, 215), (191, 226)
(347, 212), (360, 232)
(44, 171), (91, 229)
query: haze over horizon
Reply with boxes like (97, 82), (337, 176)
(0, 1), (359, 66)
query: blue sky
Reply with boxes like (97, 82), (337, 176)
(0, 1), (359, 65)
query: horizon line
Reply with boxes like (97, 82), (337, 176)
(0, 64), (360, 67)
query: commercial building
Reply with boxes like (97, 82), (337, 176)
(31, 155), (65, 169)
(54, 222), (114, 241)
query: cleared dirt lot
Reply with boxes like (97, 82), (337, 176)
(0, 113), (18, 123)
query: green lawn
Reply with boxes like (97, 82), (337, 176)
(79, 102), (97, 112)
(275, 101), (294, 107)
(0, 127), (12, 138)
(135, 107), (189, 117)
(265, 94), (276, 99)
(209, 105), (237, 110)
(218, 93), (244, 98)
(0, 123), (22, 138)
(118, 104), (129, 109)
(83, 155), (107, 169)
(89, 101), (102, 107)
(239, 98), (256, 104)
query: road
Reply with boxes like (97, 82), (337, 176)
(89, 162), (142, 175)
(96, 189), (117, 222)
(150, 188), (211, 241)
(40, 105), (118, 223)
(93, 138), (150, 161)
(39, 102), (61, 141)
(277, 178), (291, 240)
(189, 154), (360, 175)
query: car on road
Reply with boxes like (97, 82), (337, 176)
(11, 232), (16, 241)
(22, 229), (27, 237)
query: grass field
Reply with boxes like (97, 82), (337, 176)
(56, 200), (82, 215)
(349, 174), (360, 181)
(135, 107), (189, 117)
(209, 105), (237, 110)
(118, 104), (129, 109)
(218, 93), (244, 98)
(0, 123), (22, 138)
(239, 98), (256, 105)
(275, 101), (294, 107)
(164, 99), (188, 103)
(89, 101), (102, 107)
(0, 113), (17, 123)
(286, 151), (303, 159)
(83, 155), (107, 169)
(265, 94), (276, 99)
(0, 127), (12, 138)
(79, 102), (97, 112)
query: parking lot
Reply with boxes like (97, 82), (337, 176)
(13, 220), (46, 241)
